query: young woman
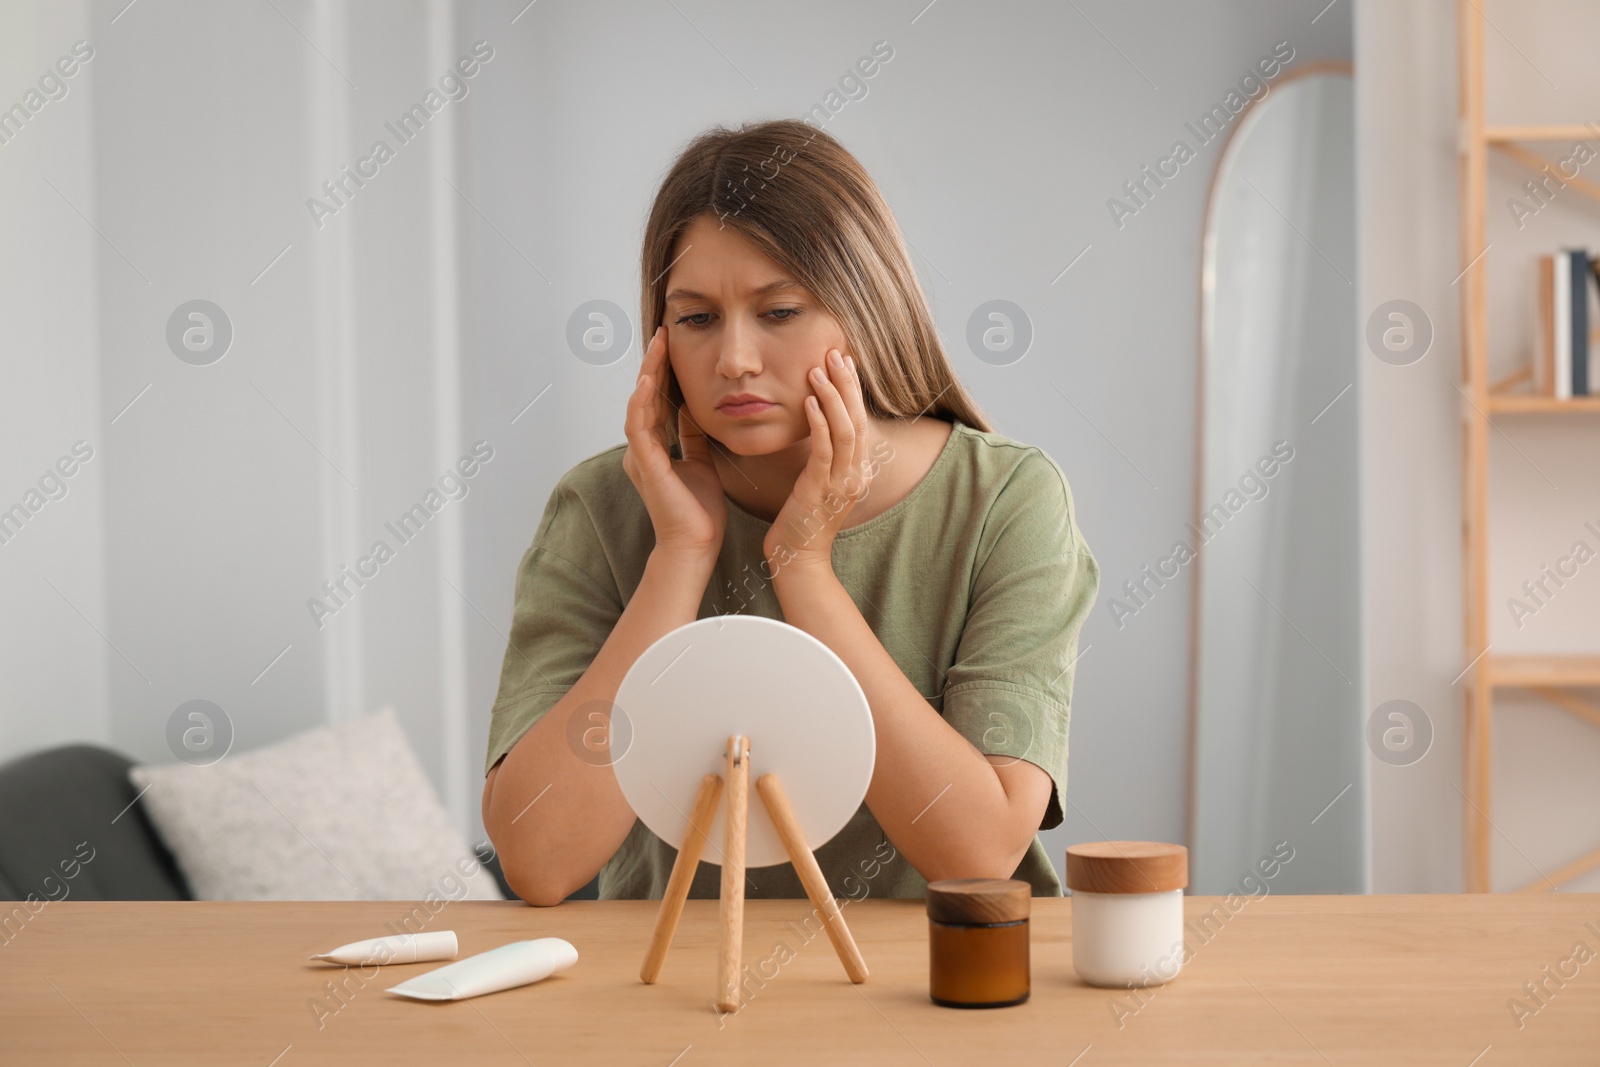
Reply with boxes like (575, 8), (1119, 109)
(482, 119), (1098, 906)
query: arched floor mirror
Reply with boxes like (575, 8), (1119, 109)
(1190, 64), (1366, 894)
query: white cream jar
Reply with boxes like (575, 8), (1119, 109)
(1066, 841), (1189, 989)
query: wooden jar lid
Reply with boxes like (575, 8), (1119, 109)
(926, 878), (1031, 924)
(1065, 841), (1188, 894)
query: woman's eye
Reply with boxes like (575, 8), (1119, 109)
(671, 308), (802, 329)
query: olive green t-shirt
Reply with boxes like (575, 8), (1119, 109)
(485, 420), (1099, 900)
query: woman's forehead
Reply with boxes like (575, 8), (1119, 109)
(663, 218), (800, 297)
(664, 276), (804, 305)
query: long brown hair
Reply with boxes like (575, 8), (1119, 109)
(639, 118), (991, 450)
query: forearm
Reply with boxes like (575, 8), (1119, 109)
(484, 547), (713, 905)
(771, 563), (1031, 882)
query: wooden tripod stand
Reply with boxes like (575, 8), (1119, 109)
(638, 734), (868, 1011)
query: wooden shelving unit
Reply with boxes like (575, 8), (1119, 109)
(1489, 654), (1600, 689)
(1457, 2), (1600, 893)
(1487, 396), (1600, 414)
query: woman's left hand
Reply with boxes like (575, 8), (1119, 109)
(763, 347), (874, 574)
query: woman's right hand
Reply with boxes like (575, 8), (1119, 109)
(622, 325), (728, 559)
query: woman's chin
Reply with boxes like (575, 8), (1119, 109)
(705, 423), (807, 457)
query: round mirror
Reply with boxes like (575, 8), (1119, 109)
(612, 615), (876, 869)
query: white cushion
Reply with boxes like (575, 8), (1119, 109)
(129, 706), (503, 901)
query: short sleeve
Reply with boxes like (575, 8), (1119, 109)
(483, 477), (625, 776)
(939, 449), (1099, 831)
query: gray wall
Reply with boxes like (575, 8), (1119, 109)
(1, 0), (1355, 886)
(0, 1), (107, 763)
(453, 0), (1353, 874)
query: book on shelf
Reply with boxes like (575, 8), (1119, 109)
(1573, 247), (1589, 397)
(1533, 248), (1595, 398)
(1535, 252), (1555, 396)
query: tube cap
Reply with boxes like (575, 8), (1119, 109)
(1065, 841), (1188, 894)
(410, 931), (460, 959)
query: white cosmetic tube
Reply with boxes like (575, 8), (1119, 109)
(386, 938), (579, 1001)
(310, 930), (458, 966)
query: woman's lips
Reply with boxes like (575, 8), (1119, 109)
(717, 400), (776, 417)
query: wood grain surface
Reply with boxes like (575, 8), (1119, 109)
(2, 895), (1598, 1064)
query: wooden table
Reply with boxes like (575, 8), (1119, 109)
(3, 895), (1597, 1064)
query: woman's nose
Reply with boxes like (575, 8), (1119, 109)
(714, 320), (762, 378)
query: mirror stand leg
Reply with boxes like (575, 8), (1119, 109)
(640, 772), (724, 983)
(756, 772), (868, 983)
(716, 735), (750, 1012)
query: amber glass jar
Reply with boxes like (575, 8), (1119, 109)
(926, 878), (1031, 1008)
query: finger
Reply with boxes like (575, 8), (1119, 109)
(633, 329), (665, 428)
(839, 352), (864, 407)
(803, 393), (833, 472)
(636, 327), (667, 409)
(649, 326), (681, 440)
(811, 360), (853, 484)
(843, 355), (867, 427)
(640, 325), (665, 378)
(838, 352), (870, 485)
(677, 402), (712, 464)
(625, 373), (670, 478)
(624, 372), (655, 451)
(811, 357), (855, 483)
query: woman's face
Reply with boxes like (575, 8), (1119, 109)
(662, 214), (851, 456)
